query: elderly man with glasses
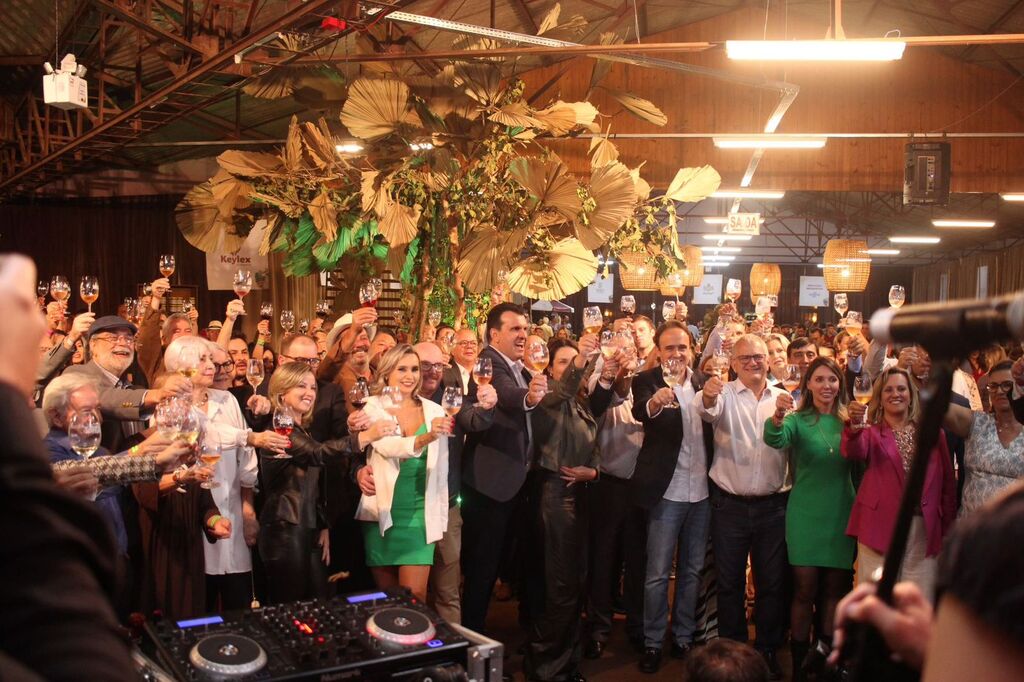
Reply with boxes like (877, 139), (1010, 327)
(696, 334), (790, 680)
(447, 328), (481, 394)
(62, 316), (191, 453)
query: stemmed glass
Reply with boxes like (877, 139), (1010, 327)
(525, 340), (550, 375)
(583, 306), (603, 335)
(617, 330), (639, 378)
(600, 330), (618, 360)
(725, 279), (741, 303)
(259, 302), (274, 321)
(246, 358), (264, 394)
(280, 310), (295, 333)
(853, 373), (873, 428)
(662, 300), (677, 322)
(437, 329), (455, 355)
(348, 380), (369, 411)
(472, 357), (492, 386)
(156, 400), (184, 440)
(79, 276), (99, 313)
(834, 293), (849, 318)
(176, 345), (201, 380)
(315, 300), (331, 318)
(440, 386), (463, 439)
(68, 409), (102, 459)
(298, 319), (310, 335)
(359, 281), (380, 308)
(271, 410), (294, 459)
(37, 280), (49, 300)
(620, 295), (636, 317)
(199, 439), (221, 490)
(50, 275), (70, 308)
(427, 309), (442, 328)
(381, 386), (403, 435)
(159, 254), (176, 280)
(661, 357), (683, 408)
(782, 365), (802, 414)
(888, 285), (906, 309)
(232, 270), (252, 309)
(182, 298), (195, 314)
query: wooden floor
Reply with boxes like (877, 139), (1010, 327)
(485, 598), (793, 681)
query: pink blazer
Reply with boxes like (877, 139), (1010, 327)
(840, 423), (956, 557)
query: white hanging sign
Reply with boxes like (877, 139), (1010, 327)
(725, 212), (761, 236)
(693, 273), (723, 304)
(205, 220), (271, 291)
(799, 276), (829, 308)
(588, 270), (614, 303)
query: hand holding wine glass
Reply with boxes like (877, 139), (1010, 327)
(79, 276), (99, 313)
(583, 306), (603, 336)
(472, 357), (492, 386)
(232, 270), (252, 308)
(159, 254), (176, 280)
(271, 410), (294, 458)
(852, 373), (873, 428)
(725, 278), (742, 303)
(280, 309), (295, 333)
(661, 357), (683, 408)
(68, 409), (102, 459)
(525, 339), (550, 375)
(199, 439), (221, 490)
(662, 300), (677, 322)
(245, 358), (264, 394)
(620, 295), (636, 316)
(440, 386), (462, 439)
(427, 309), (442, 329)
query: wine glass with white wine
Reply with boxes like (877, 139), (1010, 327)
(440, 386), (462, 440)
(79, 275), (99, 313)
(888, 285), (906, 309)
(852, 373), (873, 428)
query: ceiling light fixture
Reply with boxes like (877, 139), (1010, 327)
(335, 142), (364, 154)
(713, 135), (827, 149)
(1000, 193), (1024, 201)
(700, 246), (743, 253)
(889, 236), (941, 244)
(865, 249), (900, 255)
(703, 216), (765, 225)
(931, 219), (995, 229)
(726, 39), (906, 62)
(710, 189), (786, 199)
(702, 234), (754, 241)
(702, 255), (736, 261)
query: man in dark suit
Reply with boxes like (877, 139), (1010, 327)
(62, 316), (192, 454)
(461, 303), (548, 634)
(630, 321), (714, 673)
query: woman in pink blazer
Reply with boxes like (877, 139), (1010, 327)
(842, 367), (956, 598)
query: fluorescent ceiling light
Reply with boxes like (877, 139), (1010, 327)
(335, 142), (364, 154)
(713, 136), (827, 149)
(702, 234), (754, 242)
(865, 249), (900, 255)
(726, 39), (906, 62)
(700, 246), (742, 253)
(1000, 193), (1024, 201)
(710, 189), (786, 199)
(703, 216), (764, 225)
(889, 236), (941, 244)
(931, 219), (995, 229)
(702, 255), (736, 261)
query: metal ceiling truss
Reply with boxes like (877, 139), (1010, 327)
(0, 0), (419, 199)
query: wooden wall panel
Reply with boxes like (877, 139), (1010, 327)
(912, 243), (1024, 302)
(520, 7), (1024, 192)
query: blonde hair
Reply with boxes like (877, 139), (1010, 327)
(268, 362), (316, 425)
(370, 343), (422, 399)
(868, 367), (921, 425)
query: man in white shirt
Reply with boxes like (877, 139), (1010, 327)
(696, 334), (789, 679)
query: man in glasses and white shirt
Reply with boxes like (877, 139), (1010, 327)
(696, 334), (790, 680)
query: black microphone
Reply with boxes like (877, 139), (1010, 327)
(870, 291), (1024, 356)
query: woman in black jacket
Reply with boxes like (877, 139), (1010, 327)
(257, 363), (390, 603)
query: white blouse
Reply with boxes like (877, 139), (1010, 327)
(355, 395), (450, 545)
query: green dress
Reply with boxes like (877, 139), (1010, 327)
(763, 411), (855, 569)
(362, 423), (435, 566)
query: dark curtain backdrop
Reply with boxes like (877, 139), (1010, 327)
(550, 263), (914, 335)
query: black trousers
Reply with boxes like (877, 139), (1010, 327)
(205, 572), (252, 612)
(585, 473), (646, 643)
(460, 483), (520, 634)
(710, 488), (788, 651)
(258, 522), (328, 605)
(522, 470), (588, 681)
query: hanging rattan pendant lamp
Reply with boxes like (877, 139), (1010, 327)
(618, 251), (658, 291)
(823, 239), (871, 292)
(749, 263), (782, 303)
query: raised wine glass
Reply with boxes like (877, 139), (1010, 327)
(232, 270), (252, 303)
(245, 358), (264, 394)
(182, 298), (195, 314)
(661, 357), (683, 408)
(834, 293), (849, 318)
(620, 295), (636, 316)
(176, 345), (201, 380)
(525, 340), (550, 374)
(37, 280), (48, 300)
(315, 299), (331, 318)
(440, 386), (462, 439)
(427, 309), (442, 329)
(298, 319), (310, 335)
(50, 275), (70, 306)
(68, 409), (102, 459)
(725, 278), (742, 303)
(359, 282), (379, 308)
(472, 357), (492, 386)
(662, 300), (677, 322)
(79, 275), (99, 313)
(159, 254), (176, 279)
(155, 400), (184, 440)
(380, 386), (403, 435)
(583, 306), (603, 336)
(853, 373), (873, 427)
(600, 330), (618, 360)
(348, 380), (369, 412)
(259, 302), (273, 321)
(888, 285), (906, 309)
(271, 410), (294, 459)
(280, 309), (295, 333)
(437, 329), (455, 355)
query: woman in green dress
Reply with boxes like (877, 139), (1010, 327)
(763, 356), (855, 680)
(356, 344), (453, 601)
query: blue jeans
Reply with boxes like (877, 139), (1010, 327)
(643, 497), (711, 648)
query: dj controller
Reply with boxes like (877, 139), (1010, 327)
(139, 588), (502, 681)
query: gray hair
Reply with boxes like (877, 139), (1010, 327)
(42, 374), (99, 428)
(161, 312), (192, 343)
(164, 335), (216, 372)
(767, 333), (790, 352)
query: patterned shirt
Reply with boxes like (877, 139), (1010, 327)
(960, 412), (1024, 517)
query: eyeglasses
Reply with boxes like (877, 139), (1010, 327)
(282, 355), (320, 368)
(736, 354), (766, 365)
(985, 381), (1014, 394)
(420, 362), (446, 374)
(214, 361), (234, 372)
(454, 341), (478, 348)
(92, 333), (135, 346)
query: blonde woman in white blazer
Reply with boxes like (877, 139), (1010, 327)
(356, 344), (454, 601)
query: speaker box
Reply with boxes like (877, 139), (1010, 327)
(903, 142), (951, 206)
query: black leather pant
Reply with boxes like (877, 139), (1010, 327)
(258, 522), (328, 604)
(522, 470), (589, 681)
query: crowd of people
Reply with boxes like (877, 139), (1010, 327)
(17, 262), (1024, 682)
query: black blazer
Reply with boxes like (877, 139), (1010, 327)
(463, 346), (533, 502)
(628, 365), (714, 510)
(430, 373), (494, 501)
(258, 429), (361, 528)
